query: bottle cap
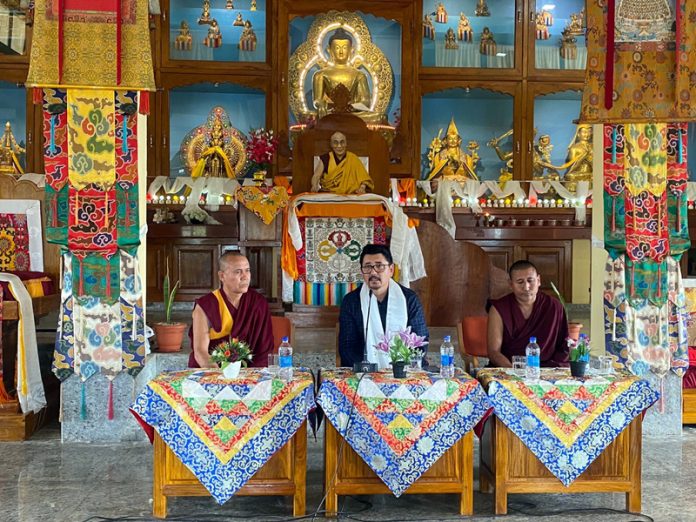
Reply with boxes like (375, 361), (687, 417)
(443, 335), (451, 342)
(281, 336), (289, 343)
(529, 336), (537, 343)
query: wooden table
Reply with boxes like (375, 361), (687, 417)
(324, 422), (474, 516)
(479, 415), (643, 515)
(152, 420), (308, 519)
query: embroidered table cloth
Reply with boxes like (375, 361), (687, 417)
(478, 368), (658, 486)
(317, 369), (490, 496)
(131, 368), (315, 504)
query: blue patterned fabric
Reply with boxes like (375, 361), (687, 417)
(317, 369), (490, 497)
(480, 368), (658, 486)
(131, 369), (315, 504)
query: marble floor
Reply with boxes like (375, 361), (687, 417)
(1, 421), (694, 522)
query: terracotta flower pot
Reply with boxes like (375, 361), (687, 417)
(153, 322), (187, 352)
(567, 322), (583, 341)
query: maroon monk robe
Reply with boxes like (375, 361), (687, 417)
(490, 291), (569, 367)
(188, 287), (274, 369)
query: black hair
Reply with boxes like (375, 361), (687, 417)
(508, 260), (538, 278)
(329, 27), (353, 46)
(360, 244), (393, 266)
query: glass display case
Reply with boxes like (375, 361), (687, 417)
(0, 81), (27, 175)
(287, 12), (402, 127)
(530, 88), (585, 184)
(167, 0), (266, 62)
(168, 82), (266, 177)
(421, 0), (517, 69)
(0, 4), (27, 57)
(421, 87), (515, 181)
(531, 0), (586, 72)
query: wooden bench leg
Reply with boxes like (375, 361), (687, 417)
(324, 423), (339, 517)
(494, 418), (508, 515)
(153, 436), (167, 519)
(459, 432), (474, 515)
(626, 417), (642, 513)
(293, 422), (307, 516)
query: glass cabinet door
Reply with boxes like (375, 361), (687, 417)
(0, 4), (28, 59)
(167, 0), (266, 63)
(421, 87), (517, 182)
(0, 81), (27, 175)
(530, 0), (586, 72)
(529, 87), (587, 185)
(167, 82), (266, 178)
(421, 0), (519, 70)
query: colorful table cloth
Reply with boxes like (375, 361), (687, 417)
(131, 368), (315, 504)
(317, 369), (491, 497)
(478, 368), (658, 486)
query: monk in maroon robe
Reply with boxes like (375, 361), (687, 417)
(487, 260), (569, 367)
(189, 252), (273, 369)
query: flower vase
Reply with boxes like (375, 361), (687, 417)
(392, 361), (407, 378)
(222, 360), (242, 379)
(569, 361), (588, 378)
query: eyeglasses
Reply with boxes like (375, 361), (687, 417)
(360, 263), (391, 274)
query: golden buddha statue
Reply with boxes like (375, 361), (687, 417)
(239, 20), (257, 51)
(479, 27), (496, 55)
(0, 121), (25, 176)
(558, 124), (593, 191)
(487, 128), (513, 181)
(233, 12), (244, 26)
(532, 133), (561, 181)
(475, 0), (490, 17)
(311, 27), (379, 123)
(174, 20), (193, 51)
(198, 0), (211, 24)
(310, 131), (374, 195)
(251, 0), (257, 10)
(204, 19), (222, 48)
(183, 107), (246, 179)
(289, 12), (393, 127)
(458, 12), (473, 41)
(427, 118), (479, 181)
(445, 28), (459, 49)
(226, 0), (233, 8)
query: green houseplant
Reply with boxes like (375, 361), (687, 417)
(550, 281), (582, 341)
(376, 327), (428, 378)
(152, 259), (187, 352)
(567, 334), (591, 378)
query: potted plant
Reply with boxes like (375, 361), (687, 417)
(567, 334), (590, 378)
(152, 260), (187, 352)
(550, 282), (582, 341)
(210, 337), (253, 379)
(376, 327), (428, 378)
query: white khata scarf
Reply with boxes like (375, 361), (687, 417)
(360, 279), (408, 369)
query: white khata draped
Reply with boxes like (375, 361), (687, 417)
(360, 279), (408, 370)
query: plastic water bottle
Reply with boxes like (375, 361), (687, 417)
(525, 337), (541, 381)
(279, 336), (293, 381)
(440, 335), (455, 378)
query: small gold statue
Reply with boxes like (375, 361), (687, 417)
(427, 118), (479, 181)
(312, 27), (378, 122)
(198, 0), (211, 24)
(233, 12), (244, 26)
(198, 116), (229, 178)
(560, 29), (578, 60)
(0, 121), (25, 176)
(311, 132), (374, 194)
(423, 13), (435, 40)
(204, 19), (222, 48)
(226, 0), (233, 9)
(445, 28), (459, 49)
(487, 129), (513, 181)
(458, 12), (473, 41)
(251, 0), (257, 10)
(475, 0), (490, 17)
(239, 19), (257, 51)
(558, 124), (593, 191)
(535, 12), (550, 40)
(479, 27), (496, 55)
(435, 2), (448, 23)
(565, 9), (585, 36)
(174, 20), (193, 51)
(532, 133), (561, 181)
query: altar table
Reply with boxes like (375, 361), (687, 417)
(131, 368), (315, 518)
(317, 369), (490, 516)
(477, 368), (658, 514)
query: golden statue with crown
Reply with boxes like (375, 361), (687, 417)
(0, 121), (25, 176)
(427, 118), (479, 181)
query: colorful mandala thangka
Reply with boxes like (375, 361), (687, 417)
(602, 123), (690, 401)
(581, 0), (696, 122)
